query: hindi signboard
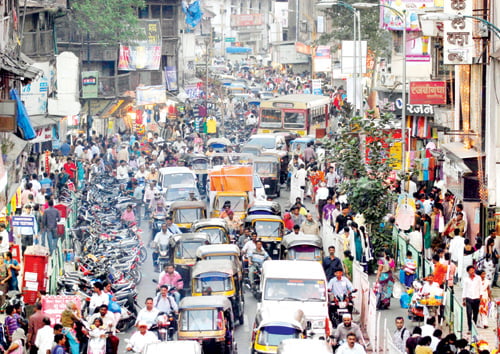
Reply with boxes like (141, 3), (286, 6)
(443, 0), (473, 64)
(409, 81), (447, 104)
(81, 71), (99, 99)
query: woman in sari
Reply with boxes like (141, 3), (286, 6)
(375, 249), (395, 310)
(477, 269), (492, 328)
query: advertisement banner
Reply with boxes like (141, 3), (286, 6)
(410, 81), (447, 104)
(118, 20), (162, 71)
(164, 66), (178, 91)
(380, 0), (440, 31)
(443, 0), (473, 64)
(136, 85), (166, 106)
(81, 71), (99, 99)
(405, 32), (431, 62)
(21, 62), (50, 115)
(231, 14), (263, 27)
(312, 79), (322, 95)
(295, 42), (311, 55)
(314, 46), (331, 72)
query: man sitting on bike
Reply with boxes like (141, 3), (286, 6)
(158, 264), (183, 303)
(327, 269), (354, 323)
(248, 239), (270, 286)
(152, 223), (173, 272)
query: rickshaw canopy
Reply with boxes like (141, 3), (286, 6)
(196, 244), (241, 259)
(192, 259), (239, 278)
(281, 234), (323, 250)
(179, 295), (233, 311)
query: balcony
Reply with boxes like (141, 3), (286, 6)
(98, 73), (134, 98)
(21, 30), (55, 57)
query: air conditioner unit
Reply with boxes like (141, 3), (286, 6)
(379, 73), (396, 87)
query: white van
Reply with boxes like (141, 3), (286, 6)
(259, 260), (331, 339)
(159, 167), (197, 189)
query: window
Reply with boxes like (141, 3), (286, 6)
(194, 274), (233, 293)
(151, 5), (161, 18)
(261, 109), (282, 128)
(284, 112), (306, 129)
(162, 5), (174, 18)
(199, 228), (226, 244)
(180, 309), (218, 331)
(138, 7), (149, 18)
(257, 326), (301, 346)
(254, 221), (281, 237)
(264, 278), (326, 301)
(174, 209), (202, 223)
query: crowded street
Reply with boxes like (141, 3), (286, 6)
(1, 0), (500, 354)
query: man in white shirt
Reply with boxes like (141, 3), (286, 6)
(152, 223), (173, 270)
(172, 136), (187, 153)
(116, 160), (129, 185)
(88, 282), (109, 315)
(316, 182), (330, 221)
(336, 332), (366, 354)
(136, 298), (160, 328)
(462, 265), (481, 333)
(35, 317), (54, 354)
(153, 285), (178, 314)
(241, 233), (257, 255)
(420, 317), (436, 337)
(126, 321), (157, 352)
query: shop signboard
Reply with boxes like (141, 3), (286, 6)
(118, 20), (162, 70)
(231, 14), (263, 27)
(295, 42), (311, 55)
(410, 81), (447, 104)
(274, 44), (309, 64)
(81, 71), (99, 99)
(312, 79), (322, 95)
(136, 85), (166, 106)
(314, 46), (332, 72)
(443, 0), (473, 64)
(21, 61), (50, 115)
(11, 216), (35, 227)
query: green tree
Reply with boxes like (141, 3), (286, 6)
(323, 108), (397, 256)
(69, 0), (146, 43)
(318, 0), (392, 57)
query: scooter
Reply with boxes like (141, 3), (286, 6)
(151, 312), (177, 341)
(328, 289), (357, 327)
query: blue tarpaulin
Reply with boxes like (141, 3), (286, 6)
(226, 47), (252, 54)
(10, 89), (35, 140)
(182, 0), (203, 28)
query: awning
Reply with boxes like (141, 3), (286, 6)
(0, 52), (43, 80)
(441, 142), (485, 160)
(101, 99), (125, 118)
(29, 115), (60, 129)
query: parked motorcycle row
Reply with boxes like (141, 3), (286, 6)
(57, 174), (146, 333)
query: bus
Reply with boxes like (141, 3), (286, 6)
(258, 94), (332, 137)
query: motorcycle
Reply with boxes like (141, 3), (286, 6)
(328, 289), (357, 327)
(151, 312), (177, 341)
(245, 263), (262, 301)
(157, 242), (171, 272)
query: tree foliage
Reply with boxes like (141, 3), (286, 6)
(317, 0), (392, 57)
(69, 0), (146, 43)
(322, 109), (397, 253)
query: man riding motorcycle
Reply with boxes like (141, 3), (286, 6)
(158, 264), (183, 303)
(248, 239), (270, 287)
(327, 269), (355, 325)
(152, 223), (173, 272)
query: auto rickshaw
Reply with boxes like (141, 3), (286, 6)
(169, 201), (207, 232)
(244, 215), (285, 259)
(252, 306), (309, 354)
(178, 296), (237, 354)
(170, 233), (211, 295)
(191, 259), (245, 325)
(289, 137), (315, 160)
(191, 218), (230, 244)
(248, 200), (282, 216)
(253, 155), (281, 197)
(196, 244), (242, 269)
(211, 192), (249, 221)
(280, 234), (324, 263)
(186, 154), (209, 196)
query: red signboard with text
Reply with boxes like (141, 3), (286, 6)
(42, 296), (81, 325)
(409, 81), (447, 105)
(231, 14), (263, 27)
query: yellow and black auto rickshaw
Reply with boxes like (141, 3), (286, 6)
(170, 201), (207, 232)
(191, 218), (230, 244)
(178, 295), (237, 354)
(252, 305), (309, 354)
(191, 259), (244, 325)
(244, 214), (285, 259)
(253, 155), (281, 197)
(196, 244), (242, 273)
(280, 234), (324, 263)
(170, 232), (211, 295)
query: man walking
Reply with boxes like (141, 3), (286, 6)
(41, 200), (60, 253)
(462, 265), (481, 334)
(393, 317), (410, 353)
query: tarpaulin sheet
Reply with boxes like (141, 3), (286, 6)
(209, 166), (253, 192)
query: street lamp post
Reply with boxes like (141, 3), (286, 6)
(316, 1), (363, 116)
(352, 2), (407, 184)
